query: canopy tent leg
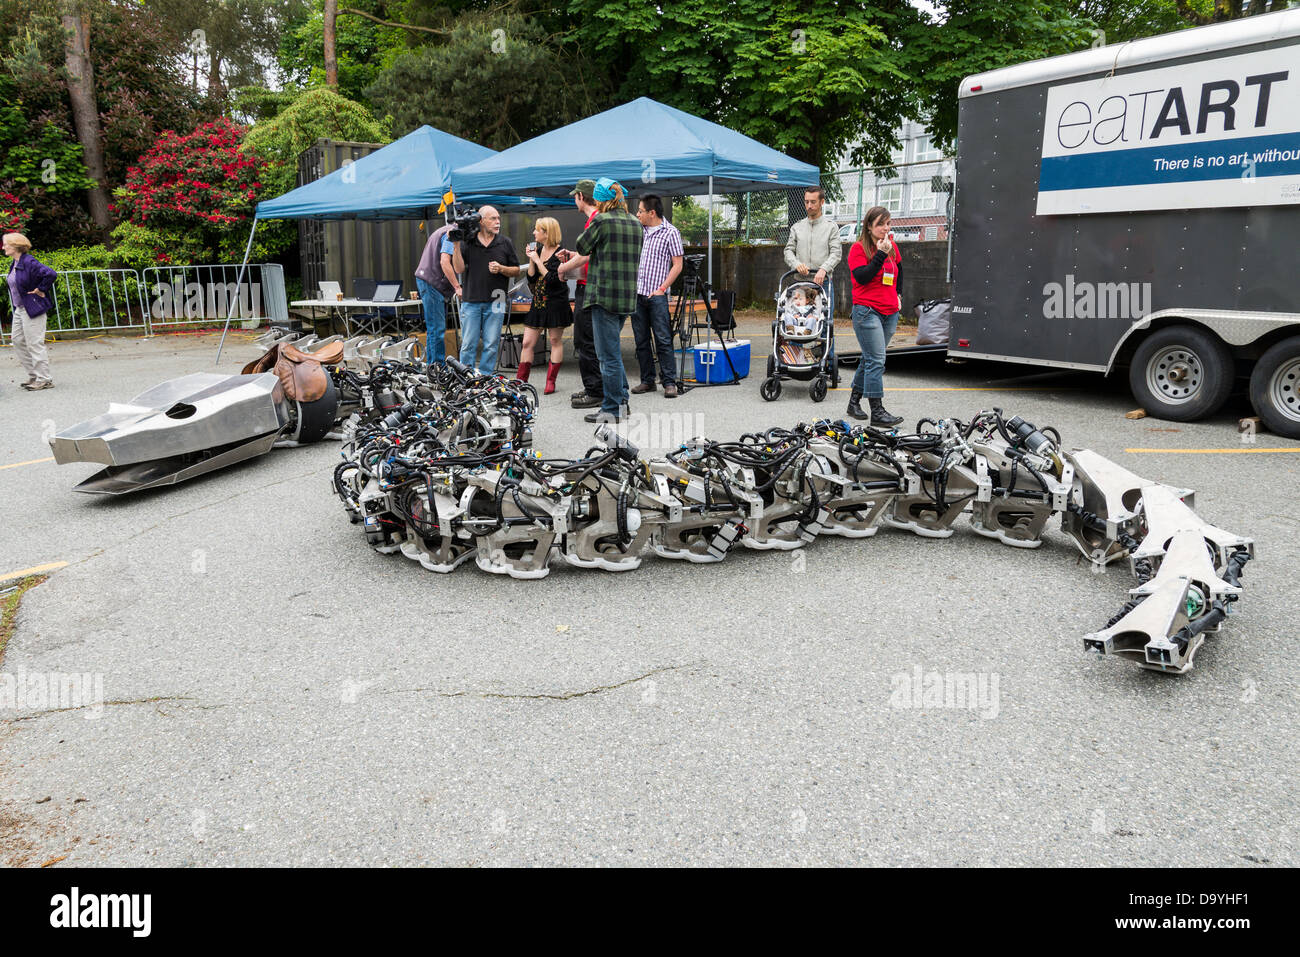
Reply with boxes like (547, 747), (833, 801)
(707, 176), (717, 299)
(707, 175), (713, 348)
(215, 215), (261, 365)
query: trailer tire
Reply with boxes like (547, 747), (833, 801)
(1128, 326), (1233, 422)
(1249, 335), (1300, 439)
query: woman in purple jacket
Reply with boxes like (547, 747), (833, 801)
(4, 232), (58, 390)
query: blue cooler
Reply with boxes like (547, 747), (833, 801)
(691, 339), (750, 383)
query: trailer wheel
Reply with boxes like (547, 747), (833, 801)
(1128, 326), (1234, 422)
(1249, 335), (1300, 439)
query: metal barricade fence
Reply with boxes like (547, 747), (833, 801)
(142, 263), (287, 330)
(47, 269), (150, 337)
(2, 263), (288, 344)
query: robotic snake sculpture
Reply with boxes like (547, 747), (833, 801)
(49, 329), (1254, 675)
(330, 354), (1254, 676)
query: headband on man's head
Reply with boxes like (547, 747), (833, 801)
(593, 177), (624, 202)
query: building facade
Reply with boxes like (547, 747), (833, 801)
(825, 120), (953, 242)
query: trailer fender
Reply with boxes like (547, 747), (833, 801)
(1106, 309), (1300, 375)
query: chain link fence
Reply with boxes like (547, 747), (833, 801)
(673, 158), (955, 247)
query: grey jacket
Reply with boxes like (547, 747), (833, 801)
(784, 215), (841, 275)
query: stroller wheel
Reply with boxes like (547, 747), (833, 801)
(766, 354), (776, 378)
(810, 376), (828, 403)
(760, 377), (781, 402)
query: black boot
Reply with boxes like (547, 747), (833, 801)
(869, 397), (903, 427)
(846, 390), (870, 420)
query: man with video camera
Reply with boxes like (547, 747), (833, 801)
(450, 205), (521, 374)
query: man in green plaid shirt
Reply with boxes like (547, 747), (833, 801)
(562, 176), (644, 421)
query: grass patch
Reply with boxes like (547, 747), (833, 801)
(0, 576), (47, 666)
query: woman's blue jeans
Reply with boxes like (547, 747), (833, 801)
(850, 304), (900, 399)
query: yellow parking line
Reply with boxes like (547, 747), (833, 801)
(1125, 447), (1300, 454)
(0, 561), (68, 584)
(0, 456), (54, 471)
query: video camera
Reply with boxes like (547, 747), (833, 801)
(447, 203), (482, 242)
(682, 253), (707, 278)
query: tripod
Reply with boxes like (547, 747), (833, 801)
(673, 259), (740, 391)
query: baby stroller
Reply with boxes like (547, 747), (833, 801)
(760, 271), (839, 402)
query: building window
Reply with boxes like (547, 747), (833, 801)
(910, 180), (937, 212)
(914, 135), (942, 162)
(924, 225), (940, 240)
(878, 184), (903, 215)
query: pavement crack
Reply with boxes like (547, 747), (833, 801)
(389, 661), (701, 702)
(2, 695), (205, 723)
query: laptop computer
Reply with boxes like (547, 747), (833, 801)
(372, 281), (403, 302)
(318, 280), (342, 300)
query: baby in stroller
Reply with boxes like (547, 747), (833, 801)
(761, 274), (839, 402)
(781, 287), (822, 337)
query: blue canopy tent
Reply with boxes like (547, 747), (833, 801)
(450, 97), (821, 286)
(255, 125), (532, 221)
(451, 97), (819, 198)
(217, 125), (540, 360)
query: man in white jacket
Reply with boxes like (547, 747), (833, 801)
(783, 186), (841, 357)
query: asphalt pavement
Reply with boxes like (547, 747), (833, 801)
(0, 329), (1296, 866)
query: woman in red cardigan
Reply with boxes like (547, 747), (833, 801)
(845, 207), (904, 426)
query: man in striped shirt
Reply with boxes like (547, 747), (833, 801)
(630, 194), (684, 398)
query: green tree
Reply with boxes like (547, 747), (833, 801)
(1167, 0), (1292, 24)
(276, 0), (411, 104)
(901, 1), (1096, 151)
(0, 0), (220, 246)
(564, 0), (922, 173)
(363, 11), (609, 145)
(1072, 0), (1189, 41)
(670, 195), (727, 245)
(240, 85), (391, 254)
(0, 74), (94, 200)
(139, 0), (306, 104)
(242, 86), (391, 196)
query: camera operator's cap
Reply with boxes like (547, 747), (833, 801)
(592, 177), (624, 202)
(570, 179), (596, 199)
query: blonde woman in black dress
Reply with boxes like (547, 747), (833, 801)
(520, 217), (572, 394)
